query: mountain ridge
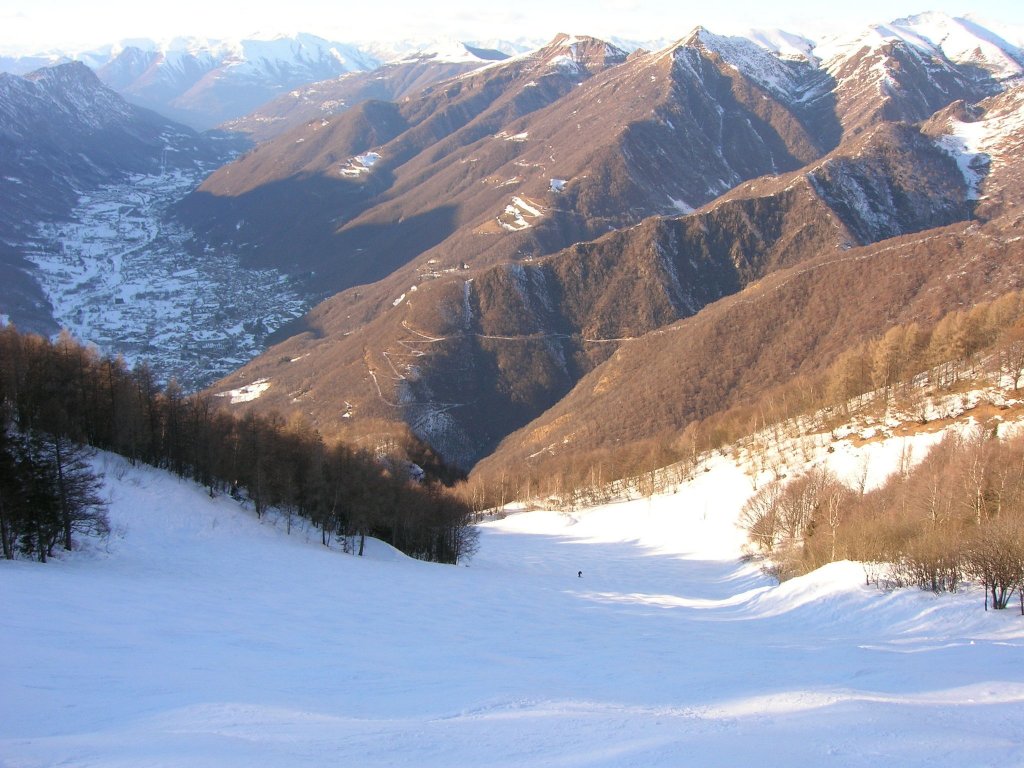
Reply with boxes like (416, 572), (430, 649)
(4, 12), (1024, 477)
(194, 13), (1020, 472)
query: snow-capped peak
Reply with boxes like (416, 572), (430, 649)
(891, 12), (1024, 82)
(815, 12), (1024, 83)
(398, 39), (506, 65)
(743, 28), (817, 63)
(675, 27), (811, 102)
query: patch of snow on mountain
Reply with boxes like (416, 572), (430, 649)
(356, 151), (381, 167)
(216, 378), (271, 404)
(668, 196), (695, 214)
(936, 87), (1024, 198)
(548, 54), (583, 73)
(340, 151), (382, 176)
(499, 208), (530, 232)
(511, 196), (542, 217)
(497, 196), (544, 232)
(936, 124), (989, 199)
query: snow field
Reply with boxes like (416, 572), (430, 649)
(1, 436), (1023, 767)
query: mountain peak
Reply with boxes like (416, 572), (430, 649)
(398, 39), (508, 64)
(680, 26), (709, 47)
(668, 27), (813, 103)
(535, 33), (628, 72)
(25, 59), (98, 85)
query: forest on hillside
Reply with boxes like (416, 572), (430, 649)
(463, 288), (1024, 513)
(741, 428), (1024, 613)
(0, 326), (476, 564)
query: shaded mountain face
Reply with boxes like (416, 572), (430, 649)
(473, 215), (1024, 480)
(474, 84), (1024, 477)
(0, 62), (222, 235)
(0, 61), (235, 335)
(0, 62), (229, 232)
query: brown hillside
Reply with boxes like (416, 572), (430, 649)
(208, 117), (971, 468)
(474, 216), (1024, 479)
(177, 32), (840, 297)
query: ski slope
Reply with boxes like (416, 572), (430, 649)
(1, 448), (1023, 767)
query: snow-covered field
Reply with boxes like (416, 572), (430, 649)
(21, 168), (309, 389)
(2, 443), (1023, 767)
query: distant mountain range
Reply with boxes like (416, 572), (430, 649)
(3, 12), (1024, 478)
(0, 34), (526, 130)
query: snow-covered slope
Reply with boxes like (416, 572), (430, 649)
(886, 12), (1024, 83)
(2, 435), (1021, 767)
(744, 28), (817, 62)
(361, 37), (536, 63)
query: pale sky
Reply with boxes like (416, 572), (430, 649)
(1, 0), (1022, 54)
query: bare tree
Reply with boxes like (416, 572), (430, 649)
(965, 515), (1024, 611)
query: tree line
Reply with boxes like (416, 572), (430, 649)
(740, 427), (1024, 613)
(462, 288), (1024, 513)
(0, 326), (477, 564)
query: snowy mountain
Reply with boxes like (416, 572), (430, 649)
(361, 37), (538, 63)
(815, 12), (1024, 98)
(840, 12), (1023, 84)
(79, 34), (381, 130)
(2, 410), (1022, 766)
(392, 39), (511, 63)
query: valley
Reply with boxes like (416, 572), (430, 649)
(21, 166), (310, 388)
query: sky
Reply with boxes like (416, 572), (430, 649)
(1, 0), (1022, 54)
